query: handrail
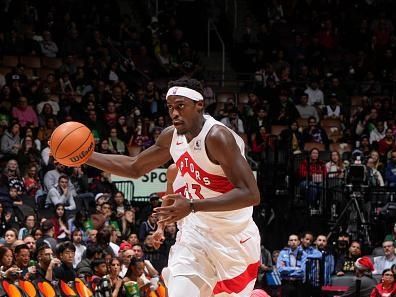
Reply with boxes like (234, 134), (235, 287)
(207, 19), (225, 86)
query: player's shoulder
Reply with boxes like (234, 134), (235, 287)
(156, 126), (175, 147)
(206, 124), (235, 145)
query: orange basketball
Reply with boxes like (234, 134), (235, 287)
(49, 121), (94, 167)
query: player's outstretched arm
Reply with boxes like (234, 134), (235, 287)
(86, 127), (173, 178)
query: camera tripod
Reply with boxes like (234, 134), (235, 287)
(327, 189), (371, 246)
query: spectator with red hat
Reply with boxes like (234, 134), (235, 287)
(341, 256), (377, 297)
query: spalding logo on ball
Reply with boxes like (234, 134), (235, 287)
(49, 122), (95, 167)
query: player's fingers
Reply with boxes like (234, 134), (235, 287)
(162, 194), (182, 201)
(154, 206), (175, 214)
(158, 216), (177, 225)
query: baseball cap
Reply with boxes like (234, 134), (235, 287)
(119, 242), (132, 251)
(95, 193), (109, 202)
(149, 193), (160, 201)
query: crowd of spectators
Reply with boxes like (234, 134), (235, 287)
(0, 0), (395, 296)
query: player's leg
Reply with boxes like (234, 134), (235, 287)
(209, 220), (261, 297)
(165, 272), (213, 297)
(162, 228), (217, 297)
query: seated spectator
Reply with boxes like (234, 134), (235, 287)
(378, 128), (395, 158)
(370, 268), (396, 297)
(279, 121), (304, 154)
(72, 229), (86, 268)
(123, 257), (149, 295)
(370, 150), (385, 175)
(298, 148), (327, 211)
(119, 209), (137, 240)
(76, 245), (103, 276)
(341, 256), (377, 297)
(108, 127), (126, 155)
(111, 191), (131, 219)
(305, 80), (324, 107)
(132, 243), (159, 277)
(373, 241), (396, 275)
(0, 202), (13, 238)
(366, 157), (385, 187)
(336, 241), (362, 276)
(40, 31), (58, 57)
(36, 220), (57, 251)
(220, 107), (246, 136)
(119, 246), (135, 278)
(323, 93), (344, 122)
(384, 221), (396, 245)
(139, 212), (158, 242)
(14, 243), (31, 277)
(302, 117), (329, 148)
(295, 93), (319, 122)
(4, 228), (18, 248)
(90, 258), (109, 292)
(36, 244), (61, 281)
(53, 241), (76, 282)
(22, 163), (42, 200)
(108, 257), (123, 297)
(18, 214), (36, 240)
(45, 175), (77, 213)
(43, 160), (73, 192)
(385, 150), (396, 187)
(17, 136), (41, 173)
(11, 97), (38, 128)
(326, 151), (345, 178)
(370, 121), (387, 145)
(1, 123), (22, 157)
(50, 204), (71, 241)
(23, 235), (36, 255)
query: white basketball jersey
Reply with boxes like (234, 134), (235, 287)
(169, 115), (253, 231)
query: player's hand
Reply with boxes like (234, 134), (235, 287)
(154, 194), (190, 225)
(152, 228), (165, 249)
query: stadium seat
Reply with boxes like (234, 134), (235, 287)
(24, 68), (34, 79)
(271, 125), (287, 137)
(0, 66), (12, 75)
(215, 92), (235, 104)
(297, 117), (308, 129)
(1, 55), (19, 68)
(321, 118), (342, 129)
(304, 142), (325, 152)
(350, 95), (363, 106)
(41, 57), (62, 69)
(237, 92), (249, 104)
(20, 56), (41, 69)
(39, 68), (55, 80)
(329, 143), (352, 154)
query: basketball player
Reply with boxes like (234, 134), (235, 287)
(86, 78), (261, 297)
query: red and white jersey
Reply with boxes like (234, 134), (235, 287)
(169, 115), (253, 231)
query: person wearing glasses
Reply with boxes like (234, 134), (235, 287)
(373, 241), (396, 275)
(369, 268), (396, 297)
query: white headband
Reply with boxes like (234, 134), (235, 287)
(166, 86), (203, 101)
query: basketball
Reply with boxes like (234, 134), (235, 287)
(49, 121), (95, 167)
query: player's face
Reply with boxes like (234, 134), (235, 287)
(167, 96), (203, 135)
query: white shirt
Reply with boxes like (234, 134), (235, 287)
(305, 87), (324, 106)
(73, 243), (86, 268)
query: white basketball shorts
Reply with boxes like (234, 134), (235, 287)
(162, 219), (261, 297)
